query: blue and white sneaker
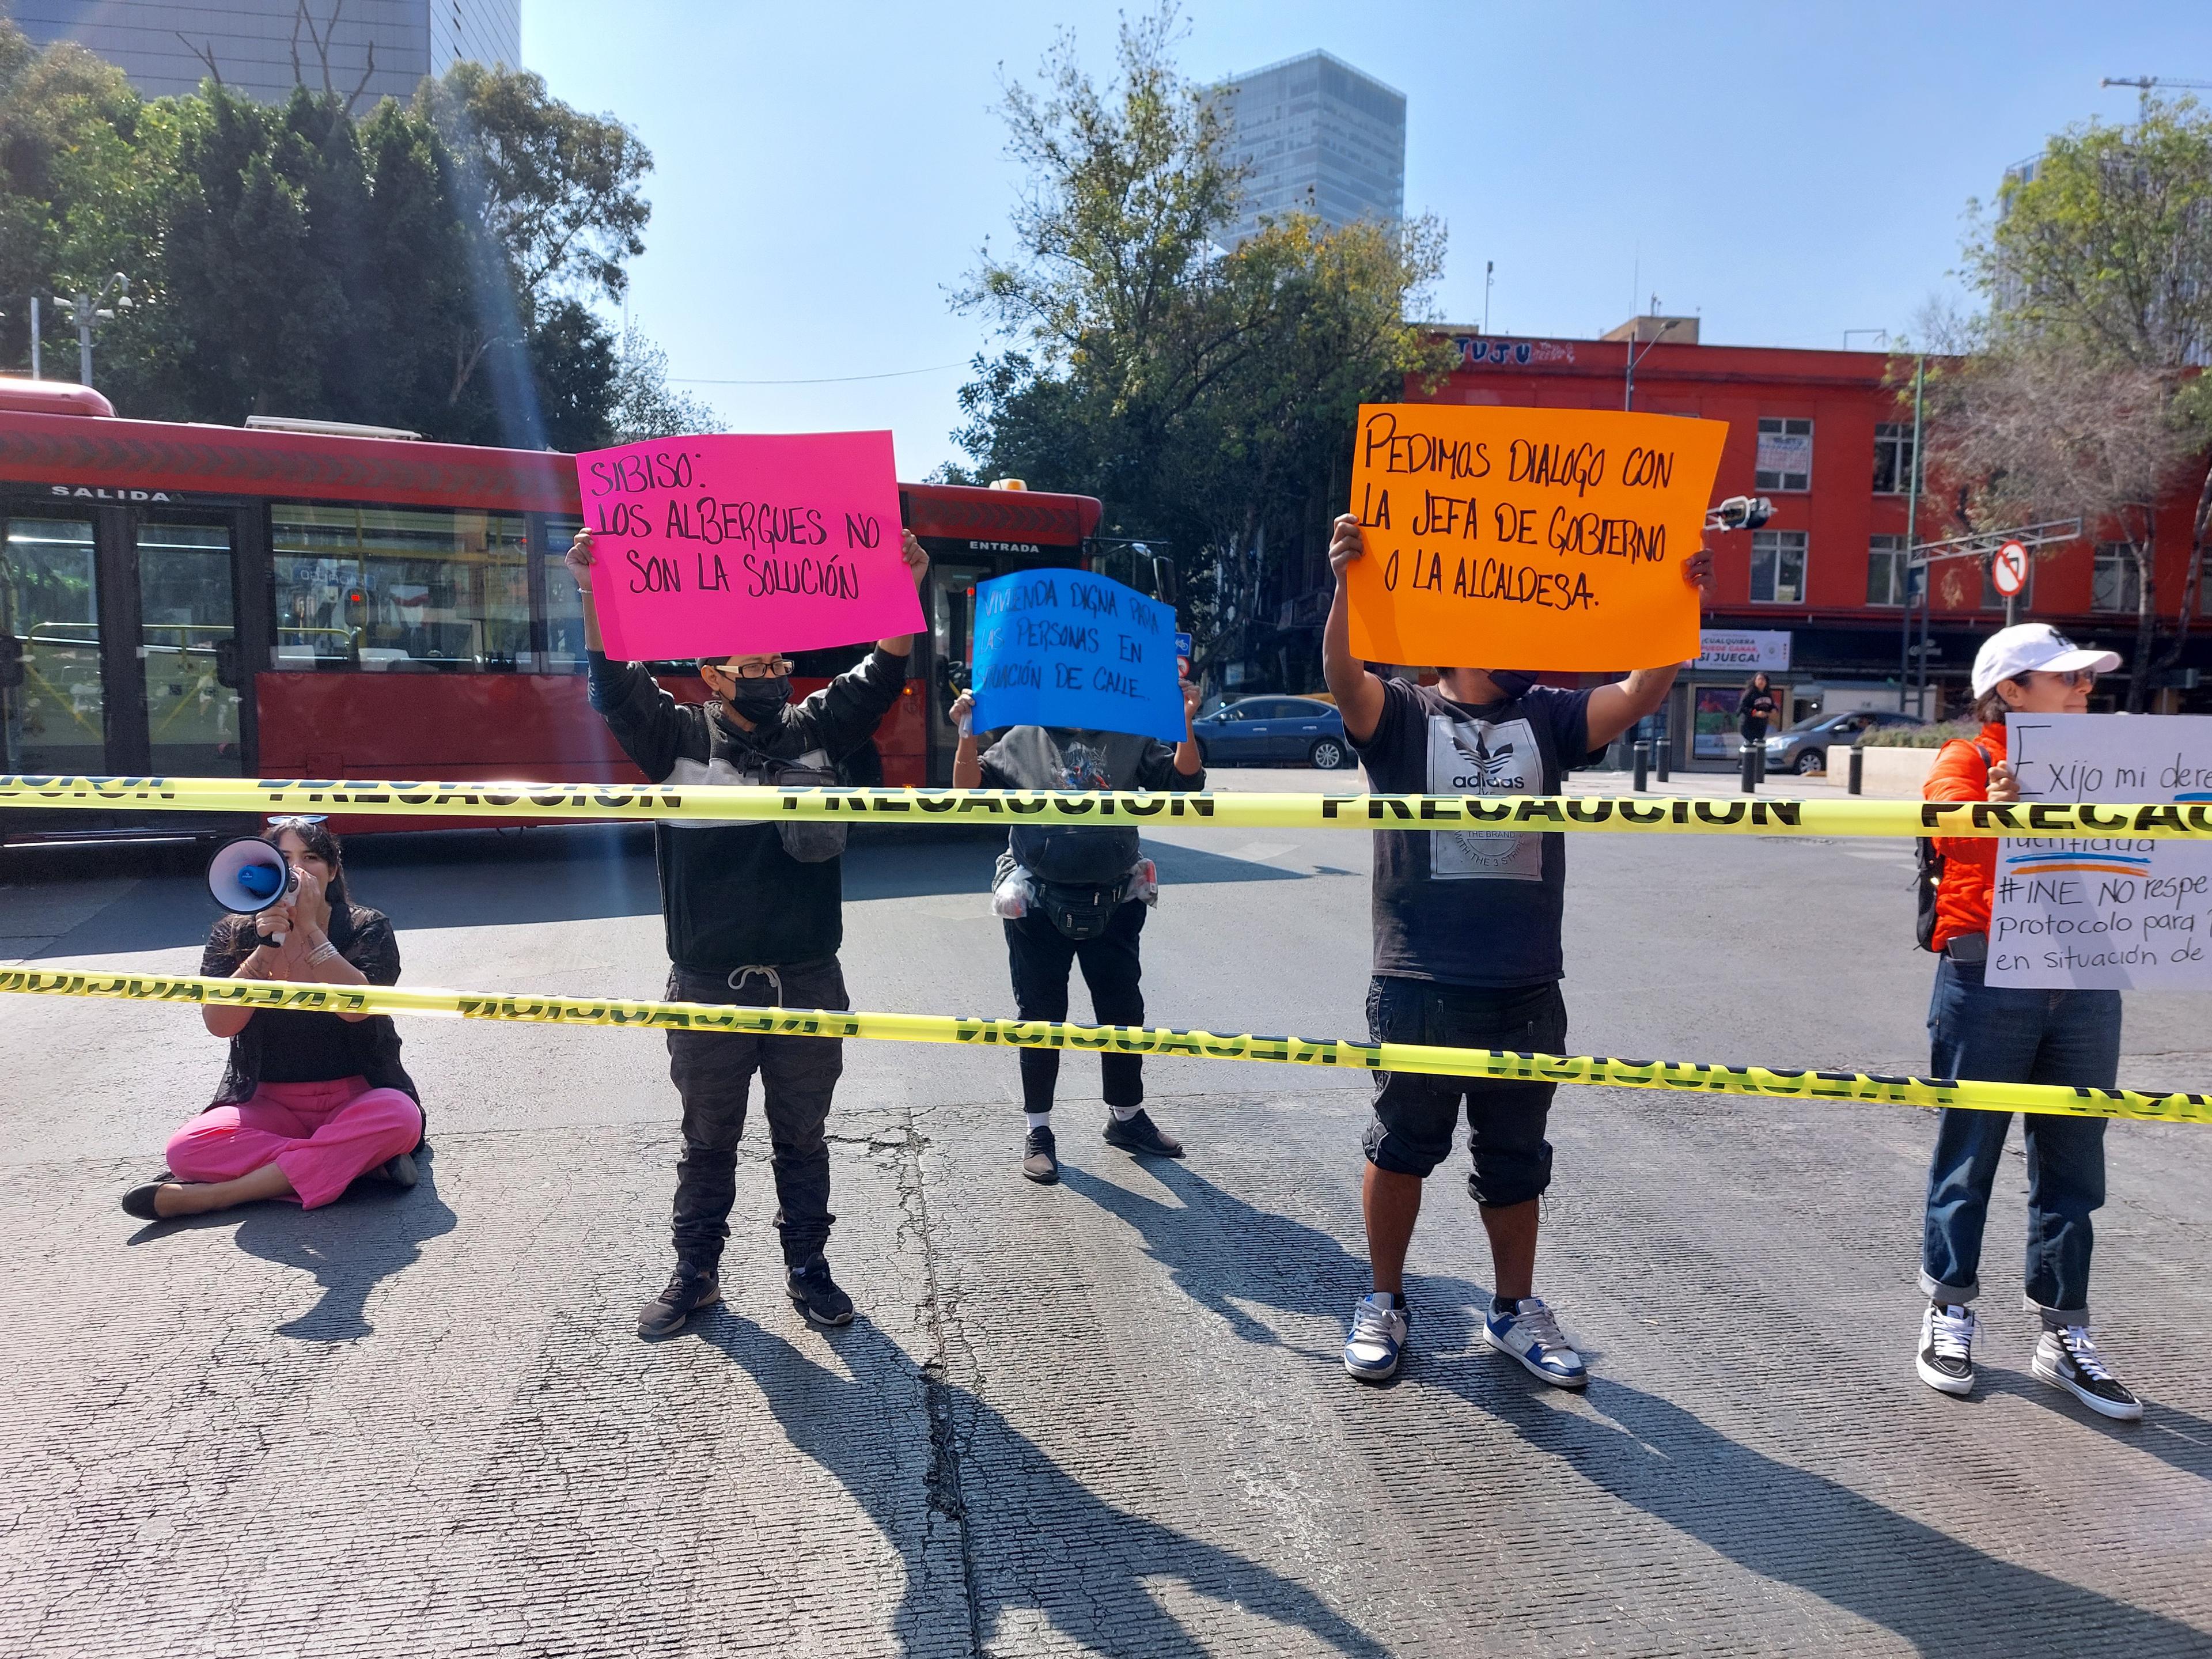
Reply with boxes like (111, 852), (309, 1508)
(1483, 1296), (1587, 1389)
(1344, 1291), (1408, 1381)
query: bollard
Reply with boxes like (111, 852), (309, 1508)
(1848, 745), (1864, 796)
(1655, 736), (1670, 782)
(1740, 743), (1759, 794)
(1633, 740), (1649, 793)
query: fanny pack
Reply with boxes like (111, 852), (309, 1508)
(1032, 879), (1123, 941)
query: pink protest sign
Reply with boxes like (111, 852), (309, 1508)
(574, 430), (923, 661)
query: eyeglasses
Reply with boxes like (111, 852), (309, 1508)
(711, 658), (793, 680)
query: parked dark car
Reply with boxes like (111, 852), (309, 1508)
(1192, 695), (1351, 769)
(1764, 707), (1925, 774)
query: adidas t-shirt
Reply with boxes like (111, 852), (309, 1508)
(1350, 676), (1593, 988)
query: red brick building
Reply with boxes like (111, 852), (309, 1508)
(1409, 321), (2211, 767)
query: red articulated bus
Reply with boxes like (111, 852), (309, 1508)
(0, 381), (1109, 843)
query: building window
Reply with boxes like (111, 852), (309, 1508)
(272, 503), (531, 670)
(2092, 543), (2142, 614)
(1751, 530), (1808, 604)
(1755, 417), (1813, 491)
(1872, 422), (1916, 494)
(1866, 533), (1911, 607)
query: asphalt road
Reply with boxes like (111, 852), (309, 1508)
(4, 767), (2209, 1657)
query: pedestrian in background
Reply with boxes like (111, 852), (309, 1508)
(1737, 671), (1779, 772)
(949, 683), (1204, 1183)
(124, 818), (423, 1220)
(1321, 511), (1713, 1387)
(566, 525), (929, 1339)
(1913, 622), (2141, 1419)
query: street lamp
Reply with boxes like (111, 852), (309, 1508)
(50, 272), (128, 389)
(1623, 316), (1679, 411)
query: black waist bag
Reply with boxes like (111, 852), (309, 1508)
(1034, 879), (1123, 941)
(1017, 824), (1138, 940)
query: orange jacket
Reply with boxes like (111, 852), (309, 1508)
(1925, 721), (2006, 950)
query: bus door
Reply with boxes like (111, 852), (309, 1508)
(1, 503), (107, 775)
(926, 558), (993, 781)
(129, 508), (256, 778)
(1, 499), (255, 782)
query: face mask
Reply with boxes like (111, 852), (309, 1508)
(725, 676), (790, 722)
(1485, 671), (1536, 699)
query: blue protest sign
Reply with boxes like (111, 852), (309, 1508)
(970, 569), (1185, 741)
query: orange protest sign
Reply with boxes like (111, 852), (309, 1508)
(1346, 403), (1729, 670)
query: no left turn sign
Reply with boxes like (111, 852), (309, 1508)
(1992, 540), (2029, 597)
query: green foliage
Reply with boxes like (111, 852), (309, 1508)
(950, 7), (1448, 662)
(1860, 719), (1982, 749)
(0, 19), (657, 450)
(609, 325), (721, 441)
(1944, 93), (2212, 710)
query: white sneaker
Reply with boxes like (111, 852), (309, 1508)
(1483, 1296), (1587, 1388)
(2032, 1324), (2143, 1421)
(1344, 1291), (1408, 1381)
(1915, 1302), (1978, 1396)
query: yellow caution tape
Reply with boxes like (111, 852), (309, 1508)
(3, 968), (2203, 1125)
(3, 773), (2210, 839)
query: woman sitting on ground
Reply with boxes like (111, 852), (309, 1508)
(123, 818), (425, 1220)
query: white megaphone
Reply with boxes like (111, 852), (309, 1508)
(207, 836), (298, 943)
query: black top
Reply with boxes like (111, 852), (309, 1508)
(1349, 677), (1592, 988)
(586, 649), (907, 971)
(1737, 684), (1778, 740)
(976, 725), (1204, 882)
(200, 908), (418, 1108)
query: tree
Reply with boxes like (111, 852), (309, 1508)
(1921, 333), (2194, 707)
(0, 13), (647, 450)
(1953, 95), (2212, 709)
(608, 324), (721, 440)
(950, 6), (1448, 674)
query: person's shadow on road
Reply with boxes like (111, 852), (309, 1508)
(1058, 1157), (1488, 1362)
(230, 1146), (458, 1340)
(700, 1312), (1391, 1659)
(1438, 1359), (2204, 1650)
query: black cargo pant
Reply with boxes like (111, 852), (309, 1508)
(1003, 900), (1146, 1114)
(664, 957), (846, 1271)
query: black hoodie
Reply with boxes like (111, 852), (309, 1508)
(586, 649), (907, 971)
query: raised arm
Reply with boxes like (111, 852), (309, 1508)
(1321, 513), (1389, 745)
(1584, 547), (1715, 749)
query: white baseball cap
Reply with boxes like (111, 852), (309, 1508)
(1971, 623), (2121, 697)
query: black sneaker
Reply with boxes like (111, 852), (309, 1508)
(2032, 1324), (2143, 1421)
(1102, 1108), (1184, 1158)
(1022, 1124), (1060, 1184)
(1915, 1302), (1977, 1396)
(637, 1262), (720, 1340)
(785, 1252), (855, 1327)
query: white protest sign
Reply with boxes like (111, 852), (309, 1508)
(1986, 713), (2212, 989)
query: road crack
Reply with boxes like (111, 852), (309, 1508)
(891, 1105), (987, 1656)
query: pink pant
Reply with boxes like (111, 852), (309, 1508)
(166, 1078), (423, 1210)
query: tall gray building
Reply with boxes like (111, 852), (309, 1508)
(12, 0), (520, 106)
(1210, 50), (1406, 248)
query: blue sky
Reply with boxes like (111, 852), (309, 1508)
(523, 1), (2211, 478)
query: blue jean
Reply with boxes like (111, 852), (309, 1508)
(1919, 956), (2121, 1321)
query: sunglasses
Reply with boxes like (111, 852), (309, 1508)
(265, 814), (328, 829)
(2027, 668), (2097, 689)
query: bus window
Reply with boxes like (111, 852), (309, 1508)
(541, 516), (586, 669)
(271, 503), (531, 671)
(2, 517), (104, 772)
